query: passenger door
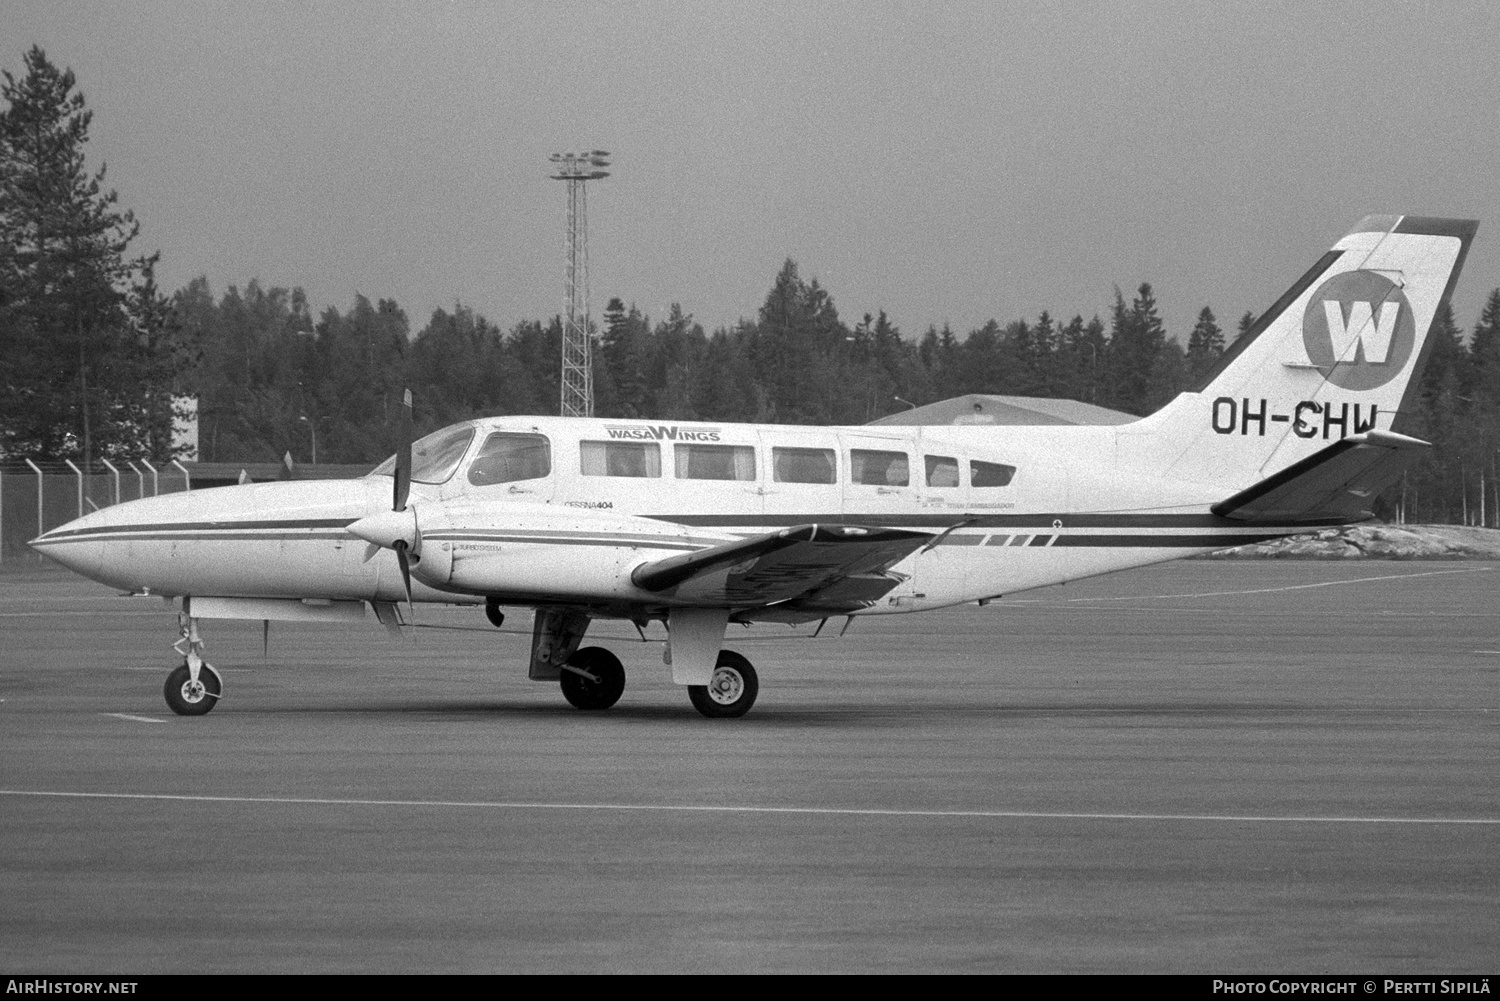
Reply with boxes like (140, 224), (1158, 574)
(839, 433), (917, 522)
(758, 433), (843, 524)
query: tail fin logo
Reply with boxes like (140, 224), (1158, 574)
(1301, 270), (1416, 391)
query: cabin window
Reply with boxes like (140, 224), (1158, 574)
(971, 459), (1016, 487)
(924, 455), (960, 488)
(580, 440), (662, 478)
(468, 433), (551, 486)
(850, 449), (910, 486)
(772, 447), (836, 484)
(675, 443), (756, 481)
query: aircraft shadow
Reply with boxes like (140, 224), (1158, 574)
(211, 698), (1343, 729)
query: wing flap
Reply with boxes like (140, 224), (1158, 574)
(1212, 430), (1429, 523)
(632, 524), (931, 606)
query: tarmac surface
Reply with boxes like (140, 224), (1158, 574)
(1, 559), (1496, 973)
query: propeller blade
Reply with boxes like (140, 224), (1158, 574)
(393, 539), (415, 625)
(394, 388), (413, 512)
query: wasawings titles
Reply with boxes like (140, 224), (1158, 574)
(604, 424), (722, 442)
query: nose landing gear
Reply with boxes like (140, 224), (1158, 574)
(165, 612), (223, 716)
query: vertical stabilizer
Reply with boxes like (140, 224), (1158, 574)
(1122, 215), (1477, 488)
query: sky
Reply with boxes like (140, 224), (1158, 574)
(6, 0), (1500, 343)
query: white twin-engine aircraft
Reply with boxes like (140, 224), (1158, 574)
(31, 215), (1478, 718)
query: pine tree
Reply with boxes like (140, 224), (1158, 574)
(1466, 288), (1500, 409)
(749, 260), (846, 423)
(0, 46), (177, 462)
(1235, 311), (1256, 344)
(597, 297), (650, 418)
(1185, 306), (1225, 384)
(1106, 283), (1170, 415)
(126, 259), (199, 460)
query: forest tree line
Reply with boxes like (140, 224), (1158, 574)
(5, 45), (1500, 526)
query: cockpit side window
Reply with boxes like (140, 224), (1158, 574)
(371, 426), (476, 485)
(971, 460), (1016, 487)
(468, 433), (551, 486)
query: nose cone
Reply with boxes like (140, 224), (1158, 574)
(29, 506), (120, 581)
(29, 477), (386, 594)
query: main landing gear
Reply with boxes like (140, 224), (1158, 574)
(559, 647), (626, 710)
(164, 612), (223, 716)
(688, 651), (759, 719)
(556, 646), (760, 718)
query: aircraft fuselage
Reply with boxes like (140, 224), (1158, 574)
(32, 413), (1301, 619)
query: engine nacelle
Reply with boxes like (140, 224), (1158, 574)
(427, 501), (703, 601)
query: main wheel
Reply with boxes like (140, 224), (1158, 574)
(163, 662), (221, 716)
(559, 646), (626, 710)
(688, 651), (758, 718)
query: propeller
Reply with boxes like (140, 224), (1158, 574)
(349, 389), (418, 623)
(391, 388), (415, 620)
(394, 388), (412, 513)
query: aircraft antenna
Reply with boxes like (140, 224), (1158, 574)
(549, 150), (610, 418)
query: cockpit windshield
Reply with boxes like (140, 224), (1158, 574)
(370, 425), (477, 485)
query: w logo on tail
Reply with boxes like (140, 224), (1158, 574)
(1322, 300), (1401, 364)
(1302, 270), (1416, 390)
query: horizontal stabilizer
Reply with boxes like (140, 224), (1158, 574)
(632, 524), (930, 607)
(1211, 430), (1429, 523)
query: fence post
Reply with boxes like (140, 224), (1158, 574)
(141, 459), (159, 496)
(25, 459), (43, 558)
(101, 458), (121, 506)
(126, 460), (145, 501)
(172, 459), (191, 492)
(64, 460), (84, 516)
(1, 468), (4, 564)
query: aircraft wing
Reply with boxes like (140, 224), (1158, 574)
(1211, 430), (1429, 523)
(631, 524), (931, 607)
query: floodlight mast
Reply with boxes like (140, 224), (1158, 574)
(549, 151), (610, 418)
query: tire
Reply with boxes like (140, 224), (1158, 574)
(163, 662), (221, 716)
(559, 646), (626, 710)
(688, 651), (758, 719)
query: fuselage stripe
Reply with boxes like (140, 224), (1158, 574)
(36, 517), (358, 541)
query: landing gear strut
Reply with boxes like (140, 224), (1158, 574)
(688, 651), (758, 719)
(165, 612), (223, 716)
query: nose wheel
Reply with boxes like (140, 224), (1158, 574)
(165, 611), (223, 716)
(164, 661), (222, 716)
(688, 651), (758, 718)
